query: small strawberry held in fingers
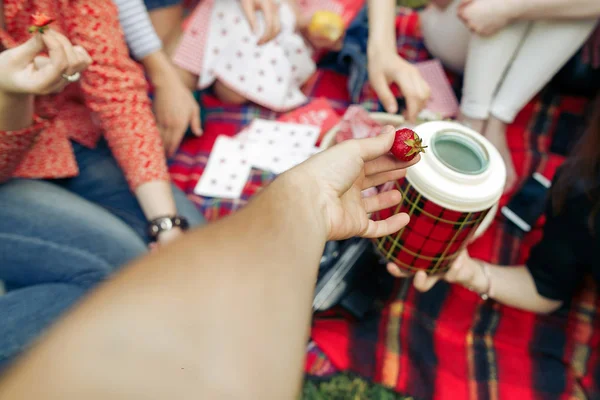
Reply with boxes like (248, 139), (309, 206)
(28, 12), (54, 34)
(390, 128), (427, 162)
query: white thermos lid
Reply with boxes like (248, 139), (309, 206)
(406, 121), (506, 213)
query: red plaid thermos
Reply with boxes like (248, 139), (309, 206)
(372, 121), (506, 275)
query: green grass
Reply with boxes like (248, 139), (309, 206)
(302, 374), (412, 400)
(397, 0), (430, 8)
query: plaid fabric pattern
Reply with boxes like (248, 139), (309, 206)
(169, 7), (600, 400)
(374, 179), (489, 274)
(307, 10), (600, 400)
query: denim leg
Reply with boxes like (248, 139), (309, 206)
(0, 179), (147, 367)
(64, 140), (205, 243)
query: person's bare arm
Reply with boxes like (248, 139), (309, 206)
(0, 127), (414, 400)
(391, 252), (562, 314)
(508, 0), (600, 19)
(147, 3), (185, 43)
(453, 262), (563, 314)
(367, 0), (397, 55)
(0, 6), (33, 131)
(142, 50), (202, 156)
(0, 176), (323, 400)
(0, 93), (33, 131)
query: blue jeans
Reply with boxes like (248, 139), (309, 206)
(0, 140), (204, 368)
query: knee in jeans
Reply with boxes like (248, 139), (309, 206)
(66, 237), (146, 289)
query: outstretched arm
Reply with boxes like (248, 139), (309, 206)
(0, 127), (415, 400)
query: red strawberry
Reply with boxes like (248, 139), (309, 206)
(390, 128), (427, 162)
(28, 13), (54, 34)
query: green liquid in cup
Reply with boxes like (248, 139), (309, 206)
(431, 131), (488, 175)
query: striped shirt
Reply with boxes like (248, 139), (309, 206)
(113, 0), (163, 60)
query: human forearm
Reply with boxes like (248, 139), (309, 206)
(509, 0), (600, 20)
(0, 93), (40, 181)
(141, 50), (179, 89)
(134, 180), (177, 220)
(367, 0), (397, 53)
(0, 93), (34, 131)
(470, 263), (562, 314)
(147, 4), (184, 43)
(0, 172), (325, 400)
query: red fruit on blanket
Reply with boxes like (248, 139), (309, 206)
(28, 13), (54, 34)
(390, 128), (427, 162)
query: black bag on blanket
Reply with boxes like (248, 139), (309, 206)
(313, 238), (390, 319)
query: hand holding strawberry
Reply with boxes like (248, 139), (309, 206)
(0, 30), (91, 96)
(285, 125), (420, 240)
(390, 128), (427, 162)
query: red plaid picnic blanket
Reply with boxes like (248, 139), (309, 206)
(168, 8), (600, 400)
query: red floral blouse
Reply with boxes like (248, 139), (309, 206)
(0, 0), (169, 190)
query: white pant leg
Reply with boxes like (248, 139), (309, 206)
(460, 21), (531, 120)
(490, 19), (599, 123)
(420, 0), (471, 74)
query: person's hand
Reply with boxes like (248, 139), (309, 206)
(240, 0), (281, 45)
(153, 73), (202, 157)
(287, 125), (419, 241)
(0, 30), (91, 96)
(386, 250), (488, 293)
(367, 51), (431, 123)
(458, 0), (515, 37)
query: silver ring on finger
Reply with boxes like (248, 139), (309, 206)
(62, 72), (81, 83)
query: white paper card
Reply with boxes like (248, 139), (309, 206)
(194, 136), (252, 199)
(246, 119), (320, 151)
